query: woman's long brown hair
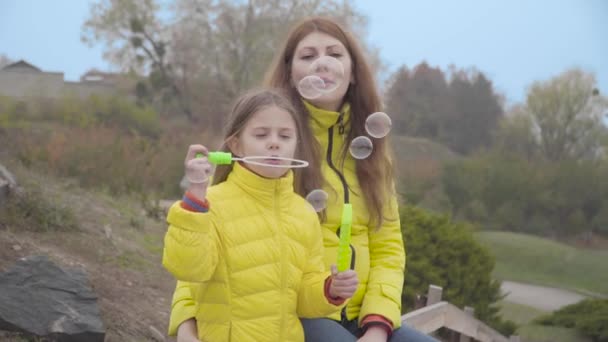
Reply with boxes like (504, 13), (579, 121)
(211, 88), (323, 198)
(264, 17), (396, 228)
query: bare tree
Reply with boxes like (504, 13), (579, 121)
(0, 54), (13, 69)
(526, 69), (608, 161)
(82, 0), (377, 128)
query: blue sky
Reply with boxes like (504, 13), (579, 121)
(1, 0), (606, 106)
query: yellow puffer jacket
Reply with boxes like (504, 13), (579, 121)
(305, 101), (406, 328)
(163, 163), (343, 341)
(167, 102), (406, 333)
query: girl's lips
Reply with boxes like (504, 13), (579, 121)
(264, 157), (283, 165)
(319, 77), (335, 85)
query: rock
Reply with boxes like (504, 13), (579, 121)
(148, 325), (166, 342)
(0, 163), (21, 207)
(103, 224), (112, 240)
(11, 245), (21, 251)
(0, 163), (17, 188)
(0, 255), (105, 341)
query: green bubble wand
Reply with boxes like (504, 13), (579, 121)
(336, 203), (353, 272)
(196, 151), (309, 168)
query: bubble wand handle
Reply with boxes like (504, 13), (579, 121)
(196, 151), (242, 164)
(336, 203), (353, 272)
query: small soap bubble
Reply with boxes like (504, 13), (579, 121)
(185, 157), (211, 184)
(297, 75), (325, 100)
(307, 56), (345, 94)
(349, 136), (373, 160)
(305, 189), (329, 212)
(365, 112), (392, 138)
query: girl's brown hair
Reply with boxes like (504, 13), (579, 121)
(211, 88), (323, 197)
(264, 16), (396, 228)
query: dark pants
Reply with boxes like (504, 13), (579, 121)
(301, 318), (439, 342)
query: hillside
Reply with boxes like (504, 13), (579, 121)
(476, 231), (608, 296)
(0, 160), (176, 341)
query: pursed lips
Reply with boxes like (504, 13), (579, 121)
(264, 156), (283, 165)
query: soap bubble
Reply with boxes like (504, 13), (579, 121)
(365, 112), (392, 138)
(185, 157), (212, 184)
(297, 75), (325, 100)
(349, 136), (373, 160)
(307, 55), (345, 94)
(305, 189), (329, 212)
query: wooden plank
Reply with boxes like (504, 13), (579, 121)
(402, 302), (510, 342)
(427, 285), (443, 305)
(402, 302), (448, 334)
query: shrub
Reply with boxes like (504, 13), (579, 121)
(400, 205), (516, 336)
(535, 299), (608, 341)
(0, 185), (78, 232)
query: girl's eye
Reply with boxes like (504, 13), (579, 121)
(301, 55), (315, 60)
(255, 134), (267, 138)
(280, 135), (292, 139)
(330, 53), (342, 58)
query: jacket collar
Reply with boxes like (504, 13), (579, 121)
(227, 162), (294, 202)
(304, 100), (351, 134)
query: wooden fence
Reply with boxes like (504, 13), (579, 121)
(402, 285), (520, 342)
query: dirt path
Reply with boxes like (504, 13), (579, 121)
(501, 280), (587, 311)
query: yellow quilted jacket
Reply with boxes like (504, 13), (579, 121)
(168, 102), (406, 334)
(305, 101), (405, 328)
(163, 163), (343, 341)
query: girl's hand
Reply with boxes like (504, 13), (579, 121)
(329, 264), (358, 299)
(185, 144), (212, 200)
(357, 326), (388, 342)
(176, 318), (201, 342)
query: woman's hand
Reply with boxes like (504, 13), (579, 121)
(328, 264), (359, 299)
(184, 144), (212, 200)
(176, 318), (201, 342)
(357, 326), (388, 342)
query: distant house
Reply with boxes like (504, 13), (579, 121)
(0, 60), (131, 100)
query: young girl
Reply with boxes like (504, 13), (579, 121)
(162, 88), (358, 342)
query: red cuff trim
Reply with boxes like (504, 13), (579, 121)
(185, 191), (209, 208)
(324, 276), (346, 306)
(181, 191), (209, 212)
(361, 314), (393, 337)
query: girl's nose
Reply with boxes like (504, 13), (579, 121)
(267, 135), (280, 150)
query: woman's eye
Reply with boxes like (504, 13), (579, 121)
(280, 135), (292, 139)
(255, 134), (267, 138)
(330, 53), (342, 58)
(301, 55), (314, 60)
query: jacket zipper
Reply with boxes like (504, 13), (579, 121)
(326, 111), (356, 323)
(275, 182), (286, 341)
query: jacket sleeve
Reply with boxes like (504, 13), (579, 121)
(167, 280), (197, 336)
(358, 194), (405, 328)
(162, 201), (221, 282)
(297, 216), (345, 318)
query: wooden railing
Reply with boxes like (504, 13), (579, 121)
(401, 285), (520, 342)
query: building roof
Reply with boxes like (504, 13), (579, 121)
(1, 60), (42, 72)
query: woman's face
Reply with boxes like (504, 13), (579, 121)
(290, 32), (353, 111)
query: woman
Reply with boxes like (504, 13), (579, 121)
(170, 17), (437, 342)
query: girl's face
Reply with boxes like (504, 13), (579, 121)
(291, 32), (353, 111)
(228, 106), (298, 179)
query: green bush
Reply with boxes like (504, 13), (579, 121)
(400, 205), (516, 336)
(0, 94), (160, 138)
(442, 152), (608, 238)
(0, 185), (78, 232)
(0, 94), (204, 199)
(536, 299), (608, 342)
